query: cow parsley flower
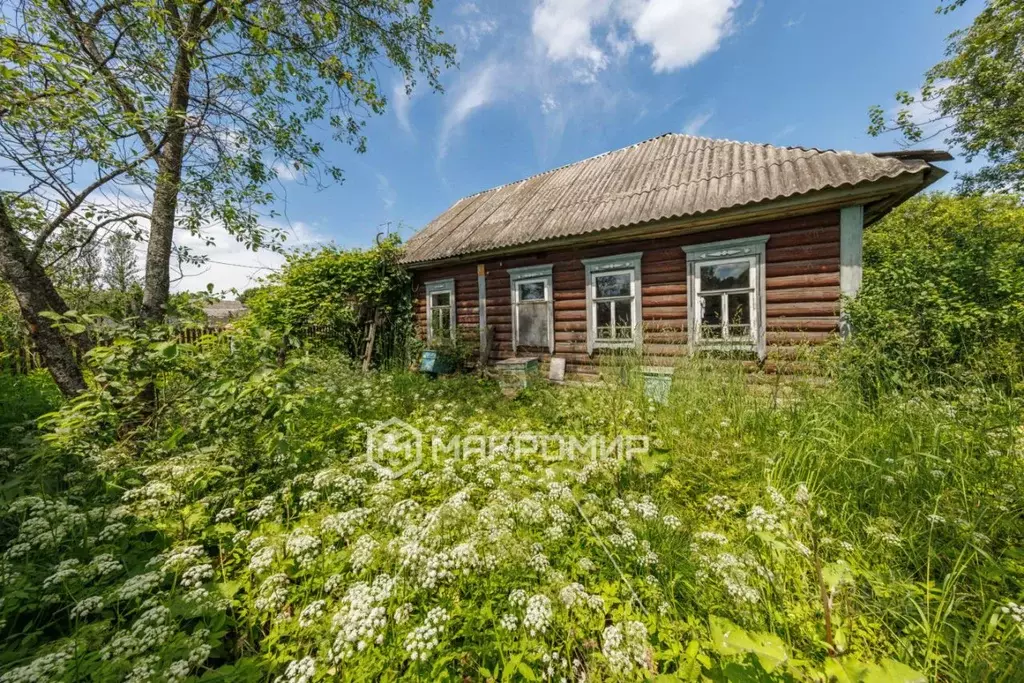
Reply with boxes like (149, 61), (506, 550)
(70, 595), (104, 620)
(523, 594), (552, 637)
(509, 589), (528, 608)
(115, 571), (163, 601)
(0, 645), (76, 683)
(285, 529), (321, 568)
(280, 656), (316, 683)
(602, 621), (648, 676)
(250, 545), (276, 573)
(328, 575), (395, 662)
(350, 535), (378, 573)
(299, 600), (327, 628)
(181, 563), (214, 589)
(405, 607), (449, 661)
(745, 506), (780, 533)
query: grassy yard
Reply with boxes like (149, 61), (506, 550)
(0, 338), (1022, 681)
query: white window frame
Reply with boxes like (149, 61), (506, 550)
(683, 235), (769, 359)
(508, 264), (554, 353)
(424, 278), (455, 343)
(582, 252), (643, 354)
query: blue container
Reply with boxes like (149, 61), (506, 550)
(419, 350), (454, 375)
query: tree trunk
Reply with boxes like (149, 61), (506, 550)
(141, 41), (193, 323)
(0, 197), (87, 397)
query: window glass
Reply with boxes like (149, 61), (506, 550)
(431, 292), (451, 307)
(727, 294), (751, 337)
(517, 302), (549, 347)
(614, 302), (633, 338)
(700, 295), (723, 338)
(430, 308), (450, 336)
(518, 281), (546, 301)
(595, 273), (631, 298)
(596, 301), (613, 338)
(700, 262), (750, 290)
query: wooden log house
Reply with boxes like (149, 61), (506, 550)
(403, 134), (950, 378)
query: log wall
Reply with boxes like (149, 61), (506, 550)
(413, 210), (841, 377)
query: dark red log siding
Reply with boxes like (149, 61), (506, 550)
(413, 210), (841, 376)
(412, 264), (480, 339)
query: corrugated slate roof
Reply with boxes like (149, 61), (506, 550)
(403, 133), (937, 264)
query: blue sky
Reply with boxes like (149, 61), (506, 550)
(181, 0), (982, 292)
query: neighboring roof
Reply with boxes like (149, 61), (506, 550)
(403, 133), (946, 265)
(203, 300), (248, 322)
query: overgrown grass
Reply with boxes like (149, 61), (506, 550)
(0, 370), (60, 431)
(0, 335), (1021, 681)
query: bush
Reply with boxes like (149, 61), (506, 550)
(842, 193), (1024, 393)
(245, 236), (412, 368)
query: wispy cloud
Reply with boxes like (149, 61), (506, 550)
(683, 110), (714, 136)
(773, 124), (798, 142)
(439, 61), (502, 157)
(392, 80), (414, 136)
(376, 172), (397, 211)
(783, 14), (805, 29)
(452, 2), (498, 51)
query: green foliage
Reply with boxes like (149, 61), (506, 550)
(0, 0), (456, 269)
(0, 331), (1021, 681)
(839, 193), (1024, 392)
(246, 236), (412, 366)
(869, 0), (1024, 193)
(0, 370), (60, 430)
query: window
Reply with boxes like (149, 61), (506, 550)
(508, 265), (554, 352)
(683, 235), (769, 357)
(425, 279), (455, 342)
(582, 253), (642, 354)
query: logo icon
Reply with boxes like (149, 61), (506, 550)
(365, 418), (423, 477)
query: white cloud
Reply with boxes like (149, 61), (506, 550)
(392, 80), (414, 135)
(439, 61), (502, 157)
(376, 173), (397, 211)
(629, 0), (739, 71)
(171, 220), (327, 294)
(531, 0), (740, 77)
(683, 110), (714, 136)
(532, 0), (613, 81)
(452, 2), (498, 50)
(273, 161), (301, 181)
(783, 14), (804, 29)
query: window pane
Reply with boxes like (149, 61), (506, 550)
(596, 300), (612, 339)
(700, 294), (723, 339)
(595, 273), (631, 298)
(430, 308), (448, 336)
(431, 292), (451, 307)
(700, 262), (750, 291)
(614, 300), (633, 339)
(518, 281), (546, 301)
(517, 302), (549, 347)
(727, 293), (751, 339)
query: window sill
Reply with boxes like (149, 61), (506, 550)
(693, 342), (760, 356)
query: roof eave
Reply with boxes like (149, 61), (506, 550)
(403, 170), (934, 269)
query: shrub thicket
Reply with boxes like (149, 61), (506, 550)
(245, 236), (413, 368)
(841, 193), (1024, 393)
